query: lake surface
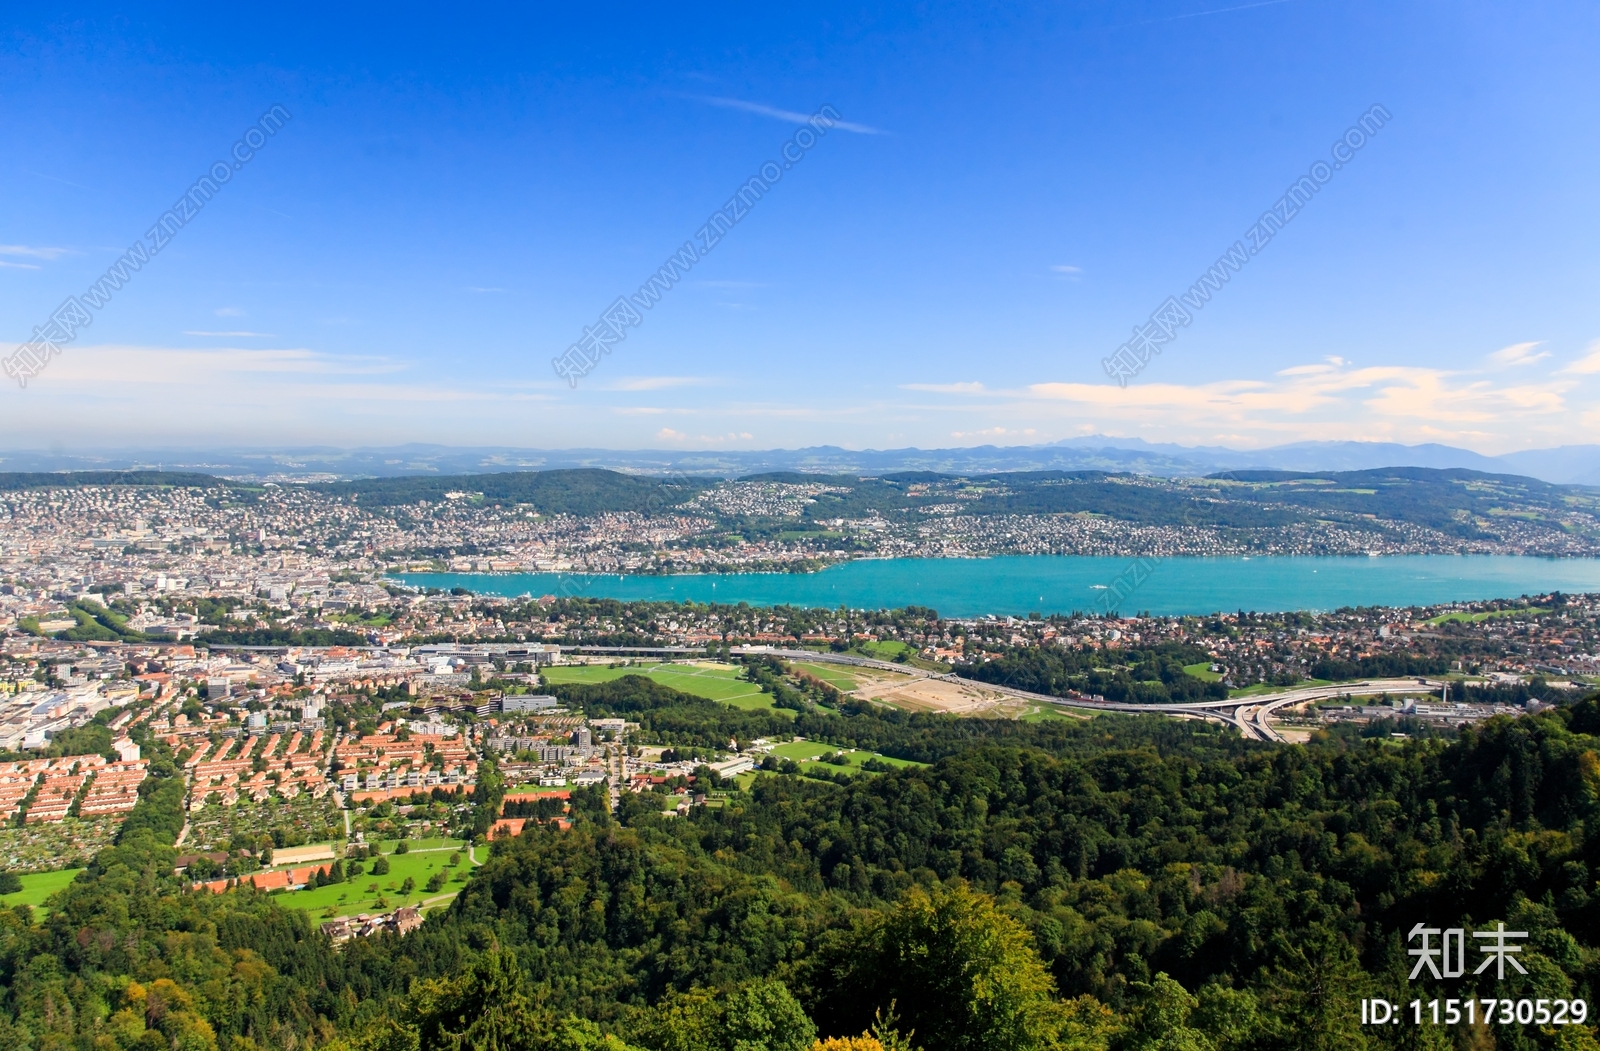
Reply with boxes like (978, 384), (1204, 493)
(394, 555), (1600, 618)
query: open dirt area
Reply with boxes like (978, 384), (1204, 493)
(851, 670), (1031, 717)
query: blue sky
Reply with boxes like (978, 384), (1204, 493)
(2, 1), (1598, 454)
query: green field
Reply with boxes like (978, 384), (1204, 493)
(853, 640), (913, 661)
(1425, 606), (1549, 626)
(790, 661), (859, 692)
(762, 740), (924, 772)
(1019, 704), (1086, 723)
(1183, 661), (1223, 682)
(1227, 678), (1334, 698)
(544, 662), (773, 706)
(271, 844), (470, 919)
(0, 867), (84, 914)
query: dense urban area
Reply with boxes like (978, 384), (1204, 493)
(3, 470), (1600, 1051)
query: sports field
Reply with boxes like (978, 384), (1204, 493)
(272, 842), (473, 919)
(789, 661), (859, 692)
(542, 662), (783, 712)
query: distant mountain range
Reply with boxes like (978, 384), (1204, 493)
(4, 438), (1600, 485)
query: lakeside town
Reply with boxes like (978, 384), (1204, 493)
(4, 472), (1600, 623)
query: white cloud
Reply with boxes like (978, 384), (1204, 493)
(0, 342), (563, 446)
(951, 427), (1038, 439)
(1488, 341), (1549, 367)
(608, 376), (708, 391)
(1015, 357), (1585, 450)
(26, 344), (407, 383)
(1558, 340), (1600, 375)
(0, 244), (69, 260)
(0, 260), (41, 270)
(656, 428), (687, 441)
(694, 96), (886, 135)
(214, 306), (245, 317)
(901, 381), (987, 394)
(1050, 265), (1082, 281)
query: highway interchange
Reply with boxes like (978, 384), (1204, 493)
(566, 644), (1452, 745)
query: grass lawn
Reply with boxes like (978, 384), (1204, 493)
(0, 867), (83, 915)
(1227, 678), (1335, 698)
(1425, 606), (1549, 626)
(272, 846), (470, 919)
(544, 662), (773, 706)
(762, 739), (924, 772)
(789, 661), (859, 692)
(1183, 662), (1223, 682)
(853, 640), (913, 661)
(362, 837), (464, 855)
(1019, 704), (1086, 722)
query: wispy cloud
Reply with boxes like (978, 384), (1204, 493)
(901, 381), (988, 394)
(608, 376), (708, 391)
(1488, 341), (1548, 367)
(952, 426), (1038, 439)
(695, 96), (886, 135)
(654, 426), (761, 444)
(215, 306), (245, 317)
(1016, 355), (1580, 448)
(465, 286), (504, 293)
(183, 330), (277, 338)
(1050, 265), (1083, 281)
(0, 260), (41, 270)
(1558, 340), (1600, 375)
(13, 344), (408, 384)
(1106, 0), (1300, 31)
(0, 244), (69, 261)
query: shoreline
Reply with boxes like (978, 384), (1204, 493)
(389, 553), (1600, 619)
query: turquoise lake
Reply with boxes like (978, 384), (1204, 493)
(394, 555), (1600, 618)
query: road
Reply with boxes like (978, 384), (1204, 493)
(947, 676), (1452, 743)
(563, 646), (1443, 744)
(760, 649), (1445, 744)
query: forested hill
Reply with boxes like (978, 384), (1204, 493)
(0, 470), (248, 491)
(9, 682), (1600, 1050)
(314, 467), (713, 513)
(321, 464), (1600, 540)
(8, 466), (1599, 545)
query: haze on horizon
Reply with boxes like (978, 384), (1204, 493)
(3, 3), (1598, 456)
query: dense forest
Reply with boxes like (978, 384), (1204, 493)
(957, 642), (1229, 704)
(0, 471), (246, 492)
(7, 678), (1600, 1050)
